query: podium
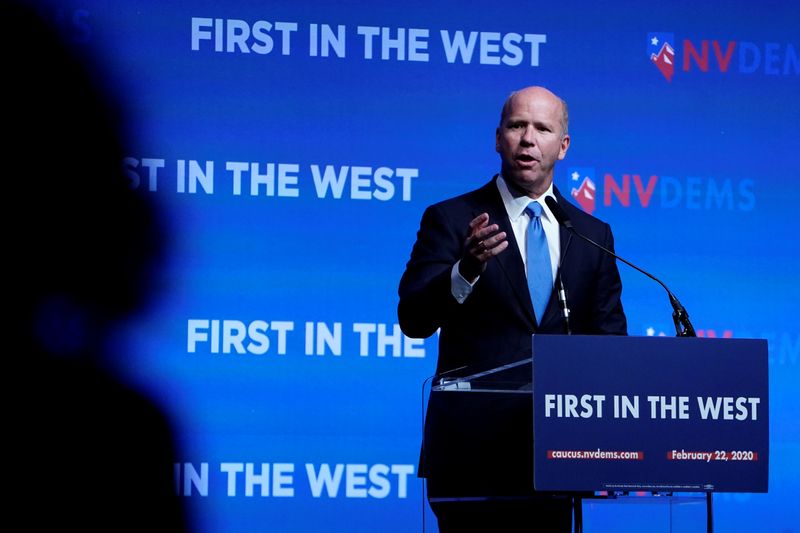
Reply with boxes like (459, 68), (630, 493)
(420, 335), (769, 532)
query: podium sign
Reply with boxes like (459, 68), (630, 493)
(532, 335), (768, 493)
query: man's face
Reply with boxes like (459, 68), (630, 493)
(495, 87), (570, 198)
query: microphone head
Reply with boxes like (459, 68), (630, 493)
(544, 196), (573, 228)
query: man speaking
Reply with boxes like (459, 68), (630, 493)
(397, 86), (627, 531)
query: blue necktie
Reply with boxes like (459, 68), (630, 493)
(525, 201), (553, 325)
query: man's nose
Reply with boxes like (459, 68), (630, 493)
(520, 125), (535, 145)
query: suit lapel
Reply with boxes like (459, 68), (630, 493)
(538, 187), (577, 331)
(477, 177), (537, 327)
(535, 187), (575, 331)
(555, 189), (572, 264)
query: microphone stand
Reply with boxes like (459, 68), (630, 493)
(564, 231), (709, 530)
(668, 293), (696, 338)
(559, 228), (697, 338)
(544, 196), (708, 531)
(544, 196), (698, 337)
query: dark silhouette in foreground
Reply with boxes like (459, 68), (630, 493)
(4, 1), (189, 529)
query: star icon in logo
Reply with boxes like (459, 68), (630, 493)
(571, 171), (580, 181)
(650, 36), (659, 46)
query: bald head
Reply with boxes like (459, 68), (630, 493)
(499, 86), (569, 138)
(494, 85), (572, 197)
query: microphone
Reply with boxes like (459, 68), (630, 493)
(544, 195), (696, 337)
(555, 270), (571, 335)
(553, 239), (572, 335)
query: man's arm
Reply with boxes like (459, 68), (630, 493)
(397, 203), (507, 338)
(398, 204), (460, 338)
(589, 222), (627, 335)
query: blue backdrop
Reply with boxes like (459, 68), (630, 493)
(28, 0), (798, 531)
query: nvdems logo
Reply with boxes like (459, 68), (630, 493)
(648, 33), (676, 81)
(565, 167), (755, 214)
(647, 32), (798, 82)
(567, 168), (597, 214)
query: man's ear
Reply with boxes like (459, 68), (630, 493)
(558, 134), (571, 160)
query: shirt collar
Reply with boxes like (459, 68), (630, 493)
(496, 175), (557, 222)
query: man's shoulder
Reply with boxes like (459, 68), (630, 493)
(554, 191), (617, 238)
(563, 200), (607, 226)
(554, 189), (607, 225)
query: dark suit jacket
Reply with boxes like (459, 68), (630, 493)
(398, 175), (627, 379)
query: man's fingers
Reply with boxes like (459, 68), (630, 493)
(460, 219), (508, 281)
(467, 223), (500, 249)
(463, 216), (508, 273)
(474, 224), (500, 241)
(479, 232), (507, 254)
(483, 231), (507, 250)
(472, 231), (507, 258)
(468, 213), (490, 231)
(483, 240), (509, 257)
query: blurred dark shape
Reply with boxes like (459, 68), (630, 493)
(3, 1), (189, 530)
